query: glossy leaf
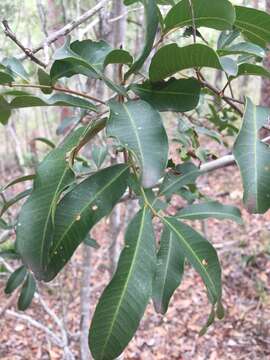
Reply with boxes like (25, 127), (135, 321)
(153, 226), (184, 314)
(125, 0), (159, 79)
(149, 44), (228, 82)
(159, 162), (201, 198)
(233, 98), (270, 213)
(42, 164), (130, 281)
(38, 69), (53, 94)
(92, 145), (108, 169)
(235, 6), (270, 48)
(51, 38), (126, 96)
(89, 208), (156, 360)
(107, 100), (168, 188)
(163, 217), (222, 305)
(164, 0), (235, 32)
(217, 42), (266, 59)
(2, 57), (29, 81)
(104, 49), (133, 67)
(18, 273), (36, 311)
(234, 63), (270, 80)
(131, 78), (201, 112)
(0, 96), (11, 125)
(16, 128), (85, 277)
(176, 201), (243, 224)
(5, 266), (27, 294)
(51, 39), (112, 82)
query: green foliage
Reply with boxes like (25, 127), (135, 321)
(1, 1), (270, 358)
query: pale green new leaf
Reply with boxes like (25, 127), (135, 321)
(131, 78), (201, 112)
(2, 57), (29, 81)
(163, 217), (222, 305)
(233, 98), (270, 213)
(153, 226), (184, 314)
(107, 100), (168, 188)
(176, 201), (243, 224)
(164, 0), (235, 32)
(16, 128), (85, 278)
(217, 42), (266, 59)
(42, 164), (130, 281)
(89, 208), (156, 360)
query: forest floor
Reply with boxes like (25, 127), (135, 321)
(0, 162), (270, 360)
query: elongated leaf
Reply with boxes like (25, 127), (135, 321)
(163, 217), (222, 304)
(153, 226), (184, 314)
(92, 145), (108, 169)
(234, 63), (270, 80)
(2, 174), (35, 191)
(104, 49), (133, 67)
(125, 0), (159, 79)
(0, 189), (32, 217)
(2, 57), (29, 81)
(5, 266), (27, 294)
(233, 98), (270, 213)
(177, 201), (243, 224)
(42, 164), (129, 281)
(18, 273), (36, 311)
(107, 100), (168, 188)
(52, 38), (126, 96)
(149, 44), (227, 82)
(235, 6), (270, 48)
(165, 0), (235, 32)
(0, 96), (11, 125)
(217, 42), (266, 59)
(10, 93), (97, 112)
(131, 78), (201, 112)
(0, 71), (14, 84)
(51, 39), (112, 82)
(89, 208), (156, 360)
(159, 162), (201, 198)
(16, 128), (85, 277)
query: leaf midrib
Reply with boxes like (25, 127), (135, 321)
(163, 217), (218, 302)
(99, 207), (147, 358)
(50, 165), (128, 255)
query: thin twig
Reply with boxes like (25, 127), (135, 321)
(2, 20), (47, 68)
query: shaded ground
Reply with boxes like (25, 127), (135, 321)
(0, 164), (270, 360)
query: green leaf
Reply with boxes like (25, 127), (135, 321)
(89, 208), (156, 360)
(217, 42), (266, 59)
(125, 0), (159, 79)
(233, 98), (270, 214)
(0, 189), (32, 217)
(235, 6), (270, 48)
(104, 49), (133, 68)
(2, 57), (29, 81)
(2, 174), (35, 191)
(0, 218), (13, 230)
(51, 38), (126, 96)
(149, 44), (227, 82)
(163, 217), (222, 304)
(92, 145), (108, 169)
(0, 249), (20, 259)
(164, 0), (235, 32)
(42, 164), (129, 282)
(16, 128), (85, 278)
(233, 63), (270, 80)
(176, 201), (243, 224)
(131, 78), (201, 112)
(107, 100), (168, 188)
(18, 273), (36, 311)
(0, 96), (11, 125)
(5, 266), (27, 294)
(51, 39), (112, 82)
(219, 56), (238, 77)
(10, 93), (97, 112)
(159, 162), (201, 198)
(33, 137), (55, 149)
(152, 226), (184, 314)
(0, 71), (14, 85)
(38, 69), (53, 94)
(84, 236), (100, 249)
